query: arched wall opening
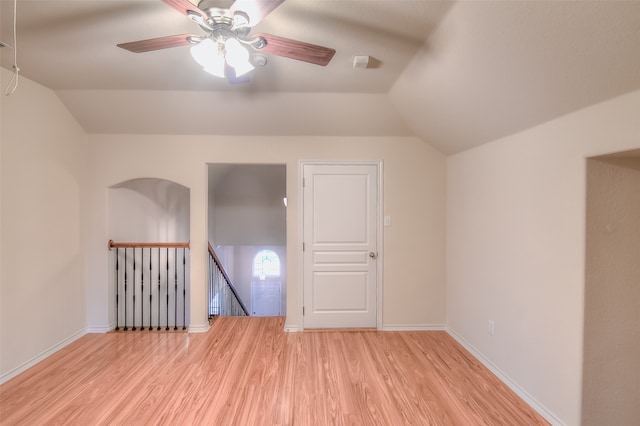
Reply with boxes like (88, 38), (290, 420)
(107, 178), (191, 329)
(108, 178), (190, 242)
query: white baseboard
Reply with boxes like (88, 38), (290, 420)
(446, 327), (565, 426)
(285, 324), (446, 332)
(188, 323), (210, 333)
(381, 324), (446, 331)
(86, 322), (115, 333)
(0, 328), (87, 385)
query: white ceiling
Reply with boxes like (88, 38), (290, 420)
(1, 0), (639, 154)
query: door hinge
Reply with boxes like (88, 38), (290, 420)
(303, 306), (305, 315)
(303, 242), (305, 252)
(302, 177), (305, 187)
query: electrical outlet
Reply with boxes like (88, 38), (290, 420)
(488, 320), (495, 336)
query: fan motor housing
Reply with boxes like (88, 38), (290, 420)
(198, 0), (234, 17)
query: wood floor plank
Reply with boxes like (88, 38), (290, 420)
(0, 317), (549, 425)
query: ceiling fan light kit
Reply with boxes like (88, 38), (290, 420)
(252, 54), (268, 67)
(189, 34), (255, 78)
(223, 38), (254, 76)
(117, 0), (336, 83)
(190, 38), (224, 77)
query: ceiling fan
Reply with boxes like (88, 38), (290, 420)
(117, 0), (336, 83)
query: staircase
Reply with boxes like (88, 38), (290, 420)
(108, 240), (247, 331)
(208, 243), (249, 318)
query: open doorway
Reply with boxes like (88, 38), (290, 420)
(207, 164), (287, 316)
(582, 149), (640, 424)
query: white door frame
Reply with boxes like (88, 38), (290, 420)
(297, 160), (383, 330)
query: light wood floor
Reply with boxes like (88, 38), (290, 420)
(0, 317), (548, 425)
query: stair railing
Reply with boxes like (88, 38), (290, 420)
(208, 243), (249, 317)
(108, 240), (189, 331)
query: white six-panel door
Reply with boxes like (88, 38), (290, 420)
(303, 163), (379, 329)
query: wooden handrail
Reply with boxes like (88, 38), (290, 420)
(109, 240), (190, 250)
(208, 242), (249, 316)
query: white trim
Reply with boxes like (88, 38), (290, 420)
(188, 323), (211, 333)
(446, 327), (565, 426)
(376, 160), (384, 330)
(297, 161), (305, 330)
(298, 160), (384, 331)
(283, 325), (301, 332)
(381, 324), (446, 331)
(86, 323), (114, 333)
(0, 328), (87, 385)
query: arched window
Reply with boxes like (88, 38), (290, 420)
(253, 249), (280, 280)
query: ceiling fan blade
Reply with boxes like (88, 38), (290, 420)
(117, 34), (197, 53)
(252, 33), (336, 66)
(231, 0), (284, 27)
(162, 0), (209, 22)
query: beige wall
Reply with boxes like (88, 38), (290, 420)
(446, 90), (640, 425)
(583, 157), (640, 425)
(85, 134), (447, 332)
(0, 68), (88, 378)
(2, 68), (447, 376)
(7, 63), (638, 424)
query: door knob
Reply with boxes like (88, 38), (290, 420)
(369, 252), (377, 259)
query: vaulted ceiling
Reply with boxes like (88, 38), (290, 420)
(1, 0), (639, 154)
